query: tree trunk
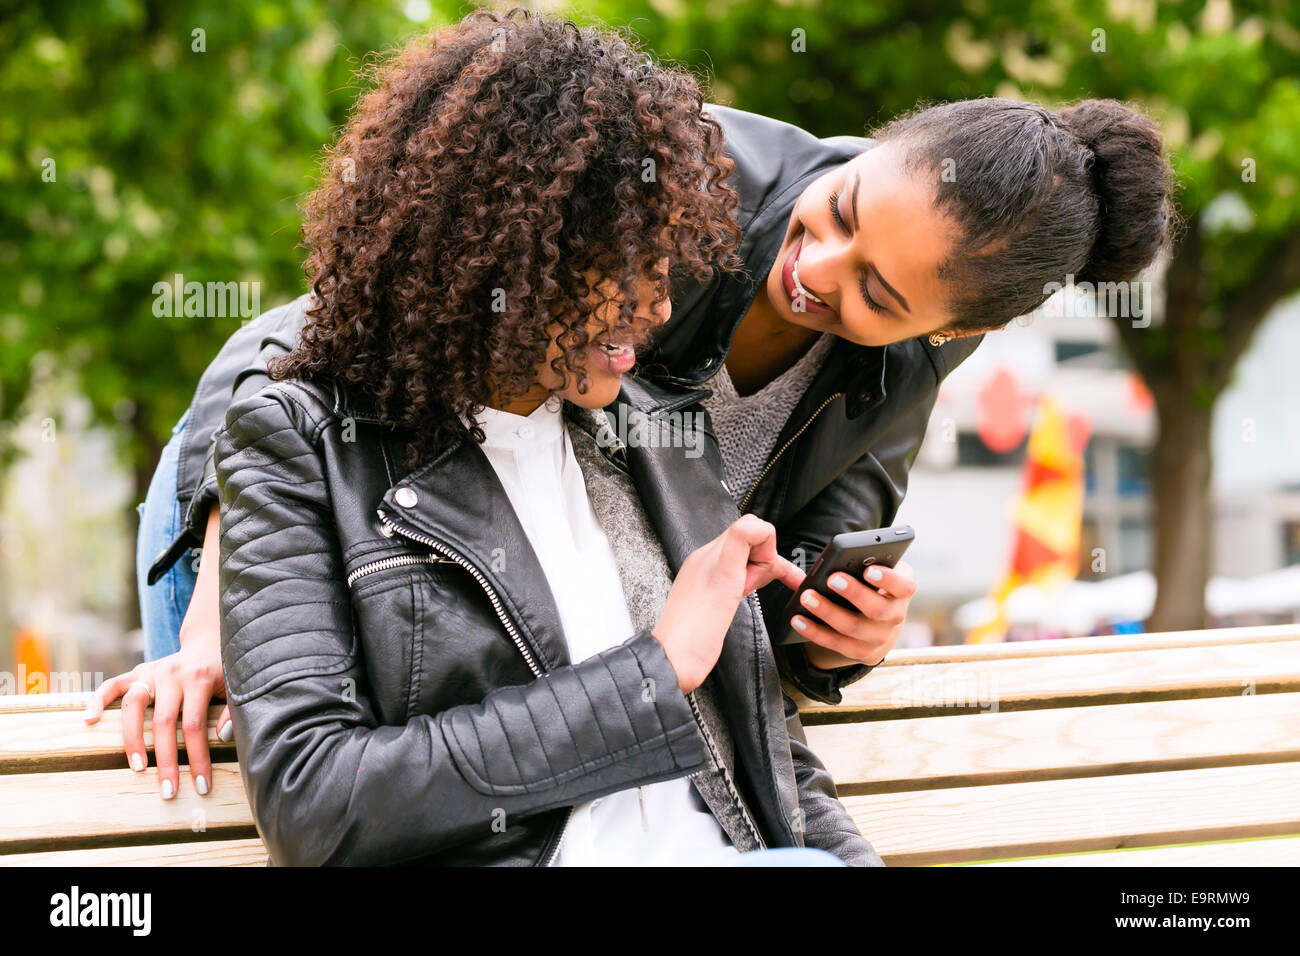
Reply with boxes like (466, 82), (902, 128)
(1147, 390), (1214, 632)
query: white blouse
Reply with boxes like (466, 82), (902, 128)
(467, 395), (740, 866)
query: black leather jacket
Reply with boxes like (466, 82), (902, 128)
(213, 373), (882, 866)
(148, 104), (983, 704)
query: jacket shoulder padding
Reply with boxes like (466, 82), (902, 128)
(215, 380), (351, 705)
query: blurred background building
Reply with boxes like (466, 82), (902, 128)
(897, 293), (1300, 645)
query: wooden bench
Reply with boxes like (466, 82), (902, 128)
(3, 623), (1299, 866)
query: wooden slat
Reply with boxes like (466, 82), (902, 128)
(869, 623), (1300, 665)
(969, 836), (1300, 867)
(797, 639), (1300, 721)
(845, 761), (1300, 866)
(2, 627), (1290, 717)
(0, 764), (254, 853)
(0, 838), (268, 867)
(0, 691), (98, 714)
(807, 692), (1300, 792)
(1, 704), (234, 773)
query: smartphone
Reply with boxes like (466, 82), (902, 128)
(775, 526), (915, 645)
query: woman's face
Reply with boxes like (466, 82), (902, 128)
(502, 265), (671, 414)
(764, 140), (963, 347)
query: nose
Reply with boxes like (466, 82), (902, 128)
(620, 288), (670, 349)
(653, 294), (672, 325)
(641, 302), (671, 344)
(642, 276), (672, 325)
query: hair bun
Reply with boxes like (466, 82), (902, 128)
(1055, 99), (1174, 285)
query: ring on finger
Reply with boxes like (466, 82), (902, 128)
(128, 680), (155, 702)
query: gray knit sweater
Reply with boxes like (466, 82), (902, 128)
(700, 333), (836, 507)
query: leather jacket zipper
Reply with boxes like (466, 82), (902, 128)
(375, 508), (575, 863)
(546, 695), (744, 864)
(542, 807), (576, 867)
(376, 509), (545, 676)
(738, 392), (843, 514)
(346, 553), (452, 588)
(684, 682), (767, 851)
(737, 588), (800, 849)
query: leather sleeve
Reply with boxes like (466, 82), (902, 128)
(215, 384), (707, 866)
(764, 386), (939, 705)
(783, 692), (884, 866)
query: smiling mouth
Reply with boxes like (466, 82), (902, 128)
(587, 333), (638, 375)
(791, 253), (829, 308)
(781, 230), (836, 317)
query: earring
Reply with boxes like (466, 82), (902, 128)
(928, 330), (955, 347)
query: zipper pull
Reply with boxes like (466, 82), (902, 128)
(638, 785), (649, 832)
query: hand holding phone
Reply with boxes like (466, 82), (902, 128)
(776, 526), (915, 645)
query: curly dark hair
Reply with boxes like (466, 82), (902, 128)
(268, 8), (742, 469)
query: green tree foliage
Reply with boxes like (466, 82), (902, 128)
(0, 1), (410, 466)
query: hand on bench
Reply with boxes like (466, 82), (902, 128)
(84, 506), (230, 800)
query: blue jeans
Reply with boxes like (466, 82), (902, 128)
(136, 408), (199, 661)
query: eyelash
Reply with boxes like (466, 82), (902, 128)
(827, 189), (888, 315)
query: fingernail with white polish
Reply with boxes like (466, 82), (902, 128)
(866, 567), (883, 582)
(195, 775), (209, 796)
(829, 575), (847, 591)
(792, 617), (807, 632)
(160, 779), (175, 800)
(218, 721), (234, 743)
(130, 752), (145, 772)
(802, 590), (820, 608)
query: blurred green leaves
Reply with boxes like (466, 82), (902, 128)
(0, 0), (420, 465)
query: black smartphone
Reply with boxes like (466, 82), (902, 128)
(775, 526), (915, 645)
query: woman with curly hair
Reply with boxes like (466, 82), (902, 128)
(98, 8), (879, 866)
(105, 6), (1176, 827)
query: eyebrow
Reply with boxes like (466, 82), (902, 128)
(849, 168), (912, 314)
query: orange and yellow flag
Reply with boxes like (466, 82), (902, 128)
(966, 394), (1091, 643)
